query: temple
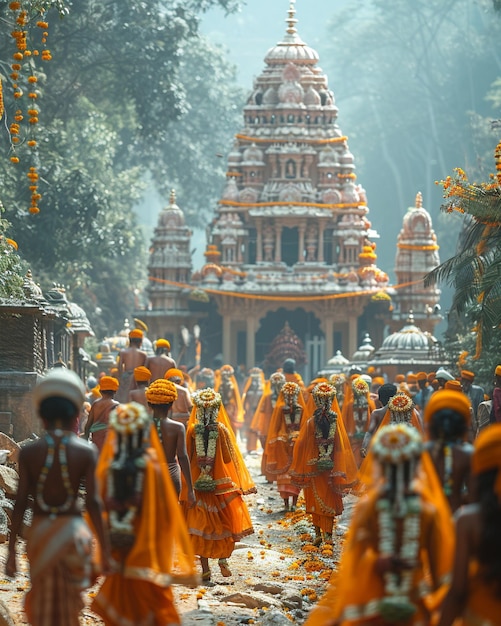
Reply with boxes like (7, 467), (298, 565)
(137, 3), (441, 376)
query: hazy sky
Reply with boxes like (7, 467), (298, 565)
(200, 0), (343, 88)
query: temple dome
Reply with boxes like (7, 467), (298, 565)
(159, 190), (185, 228)
(378, 313), (434, 352)
(264, 3), (319, 66)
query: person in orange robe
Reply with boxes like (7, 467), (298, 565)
(181, 388), (256, 583)
(439, 424), (501, 625)
(250, 371), (286, 480)
(290, 382), (358, 545)
(305, 423), (453, 626)
(264, 381), (307, 511)
(216, 364), (245, 434)
(342, 376), (376, 466)
(241, 367), (265, 453)
(91, 402), (199, 626)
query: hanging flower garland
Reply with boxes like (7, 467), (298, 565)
(107, 403), (149, 546)
(309, 382), (338, 471)
(6, 1), (62, 215)
(193, 388), (222, 492)
(281, 381), (301, 443)
(376, 496), (421, 622)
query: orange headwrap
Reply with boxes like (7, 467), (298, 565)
(156, 338), (170, 350)
(129, 329), (143, 339)
(495, 365), (501, 377)
(164, 368), (183, 381)
(145, 378), (178, 405)
(472, 424), (501, 500)
(395, 374), (405, 383)
(134, 366), (151, 382)
(373, 376), (385, 386)
(416, 372), (427, 381)
(444, 380), (462, 391)
(99, 376), (119, 392)
(460, 370), (475, 382)
(423, 389), (471, 425)
(427, 372), (436, 382)
(407, 373), (417, 383)
(110, 367), (119, 377)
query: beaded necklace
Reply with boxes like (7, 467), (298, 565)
(36, 431), (75, 518)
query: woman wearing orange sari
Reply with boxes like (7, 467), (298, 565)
(181, 388), (256, 583)
(306, 422), (453, 626)
(342, 376), (376, 466)
(91, 402), (198, 626)
(290, 382), (357, 545)
(264, 381), (306, 511)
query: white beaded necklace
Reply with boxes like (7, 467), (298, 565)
(36, 431), (75, 518)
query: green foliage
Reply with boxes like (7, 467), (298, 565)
(0, 207), (25, 299)
(0, 0), (242, 334)
(322, 0), (501, 271)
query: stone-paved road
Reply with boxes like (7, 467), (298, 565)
(0, 451), (358, 625)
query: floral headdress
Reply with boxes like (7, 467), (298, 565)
(109, 402), (150, 436)
(352, 377), (369, 397)
(282, 381), (300, 405)
(388, 392), (414, 423)
(193, 387), (221, 423)
(145, 378), (178, 405)
(220, 364), (234, 376)
(312, 382), (336, 406)
(270, 371), (286, 386)
(372, 423), (422, 466)
(329, 373), (345, 387)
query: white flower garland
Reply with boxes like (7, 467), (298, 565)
(376, 496), (421, 622)
(193, 388), (222, 492)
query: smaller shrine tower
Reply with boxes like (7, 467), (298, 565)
(392, 192), (441, 334)
(142, 190), (197, 349)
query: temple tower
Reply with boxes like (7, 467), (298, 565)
(192, 1), (389, 370)
(141, 190), (198, 352)
(392, 192), (441, 334)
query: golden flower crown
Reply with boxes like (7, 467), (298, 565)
(145, 378), (178, 405)
(109, 402), (150, 435)
(270, 372), (286, 385)
(371, 423), (423, 465)
(388, 392), (414, 415)
(329, 373), (345, 386)
(352, 377), (369, 395)
(312, 382), (336, 402)
(193, 388), (222, 410)
(282, 381), (300, 402)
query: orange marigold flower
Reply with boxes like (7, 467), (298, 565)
(29, 206), (40, 214)
(28, 93), (37, 99)
(10, 156), (19, 163)
(11, 137), (20, 143)
(11, 63), (21, 70)
(13, 52), (23, 60)
(36, 21), (49, 29)
(28, 76), (37, 83)
(9, 1), (21, 9)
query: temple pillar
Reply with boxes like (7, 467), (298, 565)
(223, 315), (232, 364)
(246, 316), (256, 367)
(323, 317), (334, 362)
(274, 225), (282, 263)
(318, 224), (325, 263)
(348, 315), (358, 358)
(298, 224), (306, 262)
(256, 224), (263, 262)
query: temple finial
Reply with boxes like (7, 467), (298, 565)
(415, 191), (423, 208)
(169, 189), (176, 205)
(286, 0), (298, 37)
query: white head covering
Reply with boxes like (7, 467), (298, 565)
(33, 368), (86, 411)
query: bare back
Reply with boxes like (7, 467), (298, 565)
(119, 346), (147, 374)
(20, 434), (97, 516)
(145, 354), (176, 382)
(159, 417), (188, 464)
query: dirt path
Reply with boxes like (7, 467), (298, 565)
(0, 452), (357, 625)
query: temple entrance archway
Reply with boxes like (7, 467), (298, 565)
(255, 307), (323, 378)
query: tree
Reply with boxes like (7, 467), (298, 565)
(0, 0), (242, 333)
(321, 0), (501, 273)
(425, 137), (501, 361)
